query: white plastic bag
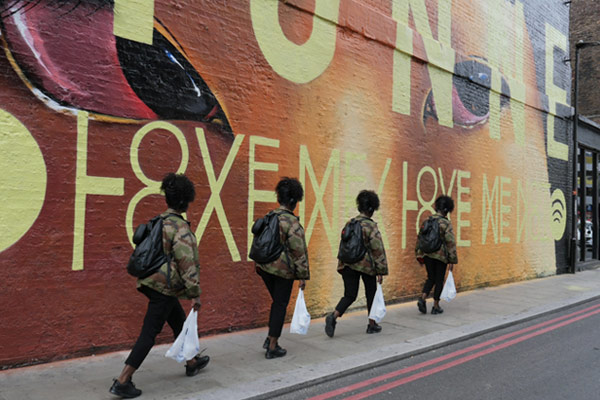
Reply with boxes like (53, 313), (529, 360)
(289, 289), (311, 335)
(440, 271), (457, 302)
(368, 283), (386, 323)
(165, 309), (200, 363)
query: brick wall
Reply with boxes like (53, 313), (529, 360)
(570, 0), (600, 123)
(0, 0), (571, 368)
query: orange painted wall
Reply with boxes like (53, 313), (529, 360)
(0, 0), (571, 367)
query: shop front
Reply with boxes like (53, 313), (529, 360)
(576, 117), (600, 266)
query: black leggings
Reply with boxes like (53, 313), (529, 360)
(335, 267), (377, 317)
(125, 286), (186, 369)
(422, 257), (448, 301)
(258, 269), (294, 338)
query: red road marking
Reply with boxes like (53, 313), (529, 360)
(308, 302), (600, 400)
(342, 307), (600, 400)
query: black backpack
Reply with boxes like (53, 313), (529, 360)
(337, 218), (368, 264)
(417, 216), (443, 253)
(249, 210), (288, 264)
(127, 214), (180, 278)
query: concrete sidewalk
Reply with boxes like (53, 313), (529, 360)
(3, 269), (600, 400)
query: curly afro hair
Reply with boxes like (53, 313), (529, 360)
(434, 195), (454, 215)
(356, 190), (380, 216)
(276, 177), (304, 209)
(161, 173), (196, 212)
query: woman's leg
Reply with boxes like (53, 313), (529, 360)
(422, 257), (437, 298)
(325, 268), (361, 338)
(263, 273), (294, 351)
(432, 261), (448, 308)
(119, 287), (176, 382)
(334, 267), (361, 317)
(361, 273), (380, 331)
(258, 268), (276, 300)
(166, 299), (187, 339)
(361, 273), (377, 317)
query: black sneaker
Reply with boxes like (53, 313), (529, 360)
(431, 306), (444, 315)
(417, 298), (427, 314)
(185, 355), (210, 376)
(265, 345), (287, 359)
(366, 323), (382, 334)
(109, 378), (142, 398)
(325, 312), (337, 338)
(263, 337), (270, 349)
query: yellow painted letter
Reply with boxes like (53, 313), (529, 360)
(74, 112), (124, 270)
(392, 0), (455, 127)
(486, 0), (526, 145)
(195, 129), (244, 261)
(248, 136), (280, 260)
(456, 170), (471, 247)
(402, 161), (418, 249)
(545, 23), (569, 161)
(499, 176), (511, 244)
(113, 0), (155, 45)
(481, 174), (498, 245)
(127, 121), (188, 246)
(299, 146), (340, 256)
(250, 0), (340, 83)
(0, 110), (47, 253)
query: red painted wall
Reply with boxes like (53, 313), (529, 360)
(0, 0), (571, 368)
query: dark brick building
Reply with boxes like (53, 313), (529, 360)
(571, 0), (600, 123)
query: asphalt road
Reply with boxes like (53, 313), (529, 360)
(273, 299), (600, 400)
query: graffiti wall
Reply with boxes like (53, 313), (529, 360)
(0, 0), (572, 367)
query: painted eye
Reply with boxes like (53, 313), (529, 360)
(0, 2), (231, 136)
(115, 21), (232, 134)
(423, 59), (510, 128)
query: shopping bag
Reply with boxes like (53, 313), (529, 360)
(440, 271), (457, 302)
(368, 283), (386, 323)
(289, 289), (311, 335)
(165, 309), (200, 363)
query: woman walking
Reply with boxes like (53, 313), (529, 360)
(325, 190), (388, 337)
(415, 195), (458, 315)
(110, 173), (209, 399)
(254, 177), (310, 359)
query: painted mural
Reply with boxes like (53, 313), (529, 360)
(0, 0), (571, 367)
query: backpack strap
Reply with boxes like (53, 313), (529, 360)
(160, 213), (187, 289)
(431, 214), (449, 260)
(272, 209), (298, 276)
(359, 219), (376, 271)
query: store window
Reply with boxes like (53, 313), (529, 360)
(577, 146), (599, 262)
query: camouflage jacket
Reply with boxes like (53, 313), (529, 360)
(255, 206), (310, 280)
(415, 213), (458, 264)
(337, 215), (389, 276)
(137, 209), (200, 299)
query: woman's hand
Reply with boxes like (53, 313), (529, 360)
(192, 297), (201, 311)
(299, 280), (306, 290)
(448, 264), (454, 272)
(377, 275), (383, 284)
